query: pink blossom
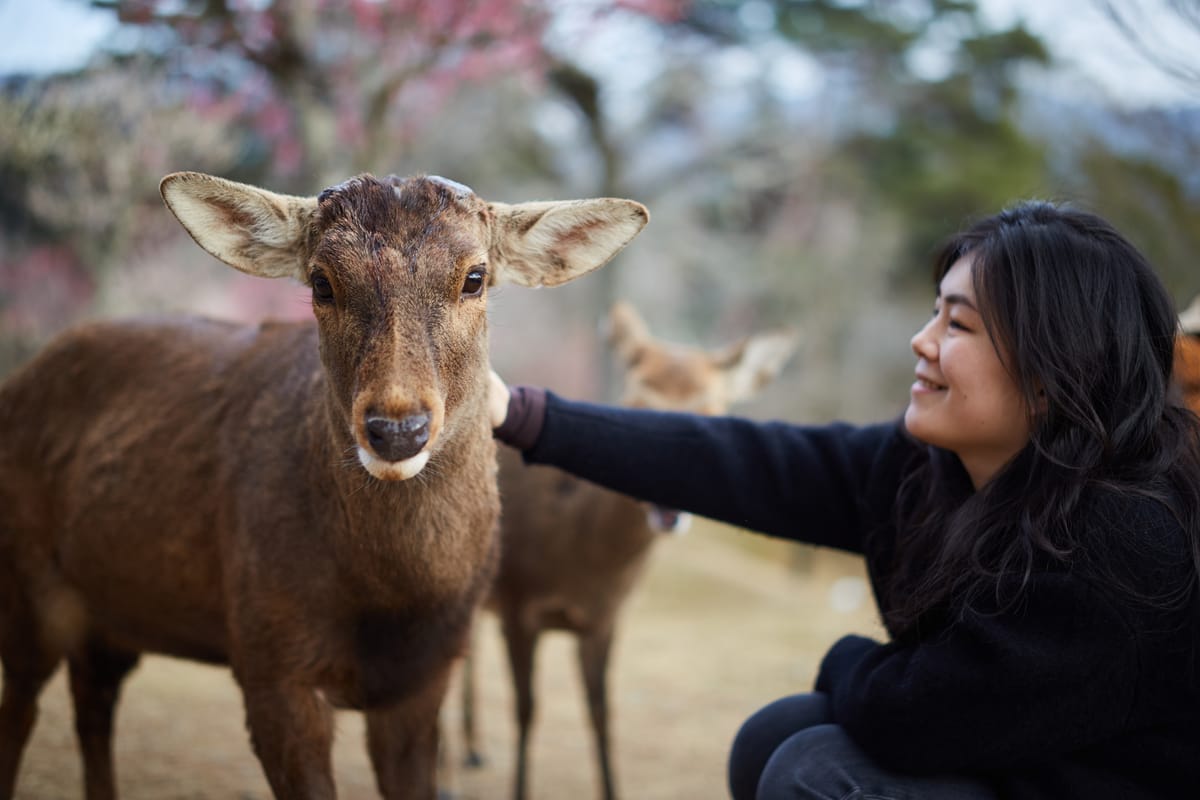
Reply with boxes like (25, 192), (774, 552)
(613, 0), (689, 23)
(0, 246), (94, 337)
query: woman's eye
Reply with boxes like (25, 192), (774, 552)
(461, 268), (486, 298)
(312, 275), (334, 303)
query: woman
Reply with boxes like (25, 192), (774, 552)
(489, 201), (1200, 799)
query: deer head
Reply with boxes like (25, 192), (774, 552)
(161, 171), (648, 481)
(607, 301), (798, 415)
(606, 301), (798, 532)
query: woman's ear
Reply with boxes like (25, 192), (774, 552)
(1034, 386), (1048, 414)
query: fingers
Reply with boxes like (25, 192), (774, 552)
(488, 368), (511, 429)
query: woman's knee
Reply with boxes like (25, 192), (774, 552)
(727, 694), (832, 800)
(756, 724), (867, 799)
(757, 724), (996, 800)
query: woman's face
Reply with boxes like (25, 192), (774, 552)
(904, 256), (1032, 488)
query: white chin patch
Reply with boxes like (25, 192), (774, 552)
(357, 446), (430, 481)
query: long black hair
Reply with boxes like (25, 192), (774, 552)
(885, 200), (1200, 636)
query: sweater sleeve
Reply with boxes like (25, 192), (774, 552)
(814, 573), (1141, 773)
(493, 385), (547, 451)
(519, 390), (906, 551)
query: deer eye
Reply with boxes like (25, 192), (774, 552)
(311, 273), (334, 304)
(461, 268), (486, 299)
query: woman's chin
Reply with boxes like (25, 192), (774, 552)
(903, 405), (932, 445)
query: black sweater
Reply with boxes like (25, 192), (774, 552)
(504, 389), (1200, 800)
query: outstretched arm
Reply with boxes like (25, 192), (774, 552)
(489, 373), (906, 552)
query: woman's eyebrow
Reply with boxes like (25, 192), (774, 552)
(941, 292), (978, 312)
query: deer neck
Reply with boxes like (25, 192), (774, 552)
(313, 378), (499, 600)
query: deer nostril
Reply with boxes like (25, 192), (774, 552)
(365, 412), (431, 463)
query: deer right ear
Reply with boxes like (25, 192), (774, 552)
(160, 171), (316, 282)
(487, 198), (648, 288)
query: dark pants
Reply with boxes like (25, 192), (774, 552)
(727, 693), (999, 800)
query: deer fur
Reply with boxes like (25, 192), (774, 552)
(0, 171), (647, 800)
(464, 302), (797, 800)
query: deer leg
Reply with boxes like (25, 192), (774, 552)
(67, 639), (140, 800)
(0, 589), (62, 800)
(240, 682), (336, 800)
(0, 661), (57, 800)
(500, 615), (540, 800)
(578, 624), (618, 800)
(365, 667), (452, 800)
(460, 623), (485, 768)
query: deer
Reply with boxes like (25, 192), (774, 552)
(463, 301), (797, 800)
(0, 170), (647, 800)
(1176, 294), (1200, 415)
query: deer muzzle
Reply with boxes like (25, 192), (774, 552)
(356, 408), (436, 481)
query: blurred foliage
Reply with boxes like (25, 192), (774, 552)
(676, 0), (1057, 279)
(840, 24), (1053, 271)
(0, 57), (246, 370)
(87, 0), (559, 186)
(1, 0), (1198, 422)
(0, 58), (243, 248)
(1072, 141), (1200, 294)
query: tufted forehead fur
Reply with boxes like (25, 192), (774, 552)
(307, 174), (489, 290)
(312, 174), (484, 244)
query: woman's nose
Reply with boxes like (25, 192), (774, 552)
(911, 319), (938, 359)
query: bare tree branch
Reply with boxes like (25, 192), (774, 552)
(1094, 0), (1200, 89)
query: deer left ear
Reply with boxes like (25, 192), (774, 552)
(605, 301), (651, 366)
(487, 198), (648, 288)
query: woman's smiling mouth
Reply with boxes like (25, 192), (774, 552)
(913, 374), (947, 392)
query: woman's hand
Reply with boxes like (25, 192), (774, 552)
(488, 368), (511, 430)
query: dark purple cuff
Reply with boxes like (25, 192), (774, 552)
(493, 385), (547, 451)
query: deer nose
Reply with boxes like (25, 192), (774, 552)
(365, 412), (430, 463)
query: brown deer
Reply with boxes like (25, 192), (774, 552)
(464, 301), (797, 800)
(0, 171), (647, 800)
(1177, 294), (1200, 416)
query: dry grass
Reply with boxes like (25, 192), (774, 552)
(8, 520), (882, 799)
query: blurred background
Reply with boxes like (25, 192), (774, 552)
(2, 0), (1198, 422)
(1, 1), (1198, 798)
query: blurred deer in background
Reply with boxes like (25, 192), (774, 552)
(0, 171), (647, 800)
(464, 301), (797, 800)
(1175, 294), (1200, 415)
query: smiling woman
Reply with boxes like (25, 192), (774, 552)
(905, 255), (1032, 489)
(489, 200), (1200, 800)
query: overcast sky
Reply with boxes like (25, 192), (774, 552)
(0, 0), (1195, 108)
(979, 0), (1198, 107)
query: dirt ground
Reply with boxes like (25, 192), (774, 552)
(7, 521), (882, 800)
